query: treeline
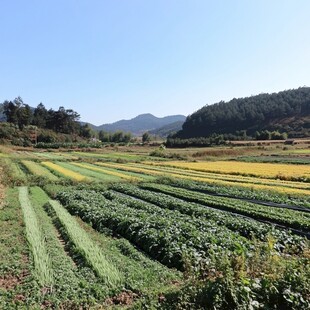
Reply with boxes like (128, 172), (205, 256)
(171, 87), (310, 146)
(98, 130), (132, 143)
(166, 130), (288, 148)
(1, 97), (85, 134)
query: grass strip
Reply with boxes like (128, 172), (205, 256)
(18, 186), (53, 286)
(56, 161), (120, 182)
(72, 162), (141, 181)
(46, 199), (122, 287)
(29, 187), (118, 305)
(21, 160), (59, 181)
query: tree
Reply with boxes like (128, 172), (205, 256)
(142, 132), (151, 143)
(32, 103), (48, 128)
(80, 124), (93, 139)
(17, 104), (32, 130)
(46, 107), (80, 134)
(3, 97), (33, 130)
(99, 130), (110, 142)
(3, 100), (19, 124)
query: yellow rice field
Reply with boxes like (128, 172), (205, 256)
(41, 161), (87, 181)
(131, 163), (310, 190)
(96, 162), (310, 196)
(148, 161), (310, 180)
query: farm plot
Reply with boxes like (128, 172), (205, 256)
(1, 149), (310, 308)
(149, 160), (310, 181)
(73, 151), (152, 162)
(55, 184), (310, 308)
(137, 183), (310, 233)
(0, 188), (32, 307)
(94, 161), (310, 196)
(55, 161), (122, 182)
(132, 163), (310, 190)
(18, 187), (53, 286)
(156, 177), (310, 208)
(33, 151), (79, 160)
(56, 188), (251, 270)
(71, 162), (145, 181)
(109, 183), (308, 242)
(2, 185), (180, 308)
(41, 161), (89, 182)
(21, 160), (59, 181)
(1, 158), (28, 185)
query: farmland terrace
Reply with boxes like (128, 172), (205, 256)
(0, 145), (309, 309)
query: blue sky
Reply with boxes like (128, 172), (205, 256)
(0, 0), (309, 125)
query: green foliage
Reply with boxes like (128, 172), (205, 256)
(46, 199), (123, 287)
(156, 177), (310, 208)
(141, 183), (310, 232)
(18, 186), (53, 286)
(35, 141), (103, 149)
(149, 147), (186, 159)
(0, 188), (39, 309)
(79, 123), (95, 138)
(112, 183), (307, 249)
(3, 97), (32, 130)
(161, 242), (310, 310)
(98, 129), (132, 143)
(166, 135), (226, 148)
(1, 159), (28, 186)
(255, 130), (288, 140)
(172, 87), (310, 143)
(56, 185), (310, 309)
(2, 98), (83, 136)
(57, 188), (252, 270)
(142, 132), (151, 143)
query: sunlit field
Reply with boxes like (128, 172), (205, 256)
(0, 145), (309, 309)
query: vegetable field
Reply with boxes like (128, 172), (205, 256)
(0, 147), (309, 309)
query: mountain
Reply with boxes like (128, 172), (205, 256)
(149, 120), (184, 137)
(93, 114), (186, 135)
(173, 87), (310, 140)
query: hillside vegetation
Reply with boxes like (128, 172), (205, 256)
(170, 87), (310, 146)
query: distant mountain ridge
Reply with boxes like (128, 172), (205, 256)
(85, 113), (186, 135)
(1, 101), (185, 136)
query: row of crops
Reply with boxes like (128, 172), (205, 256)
(1, 186), (180, 308)
(1, 150), (309, 308)
(4, 154), (310, 196)
(50, 183), (310, 308)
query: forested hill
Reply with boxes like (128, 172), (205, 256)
(174, 87), (310, 140)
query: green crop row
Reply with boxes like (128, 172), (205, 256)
(55, 161), (120, 182)
(156, 177), (310, 208)
(18, 187), (53, 286)
(45, 199), (122, 287)
(110, 183), (307, 251)
(28, 186), (116, 305)
(141, 183), (310, 232)
(56, 189), (250, 270)
(21, 160), (59, 181)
